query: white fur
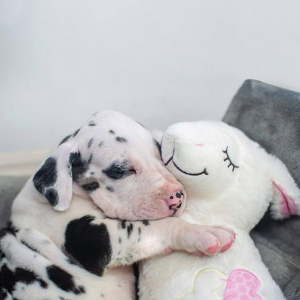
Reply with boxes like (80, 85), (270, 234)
(140, 121), (300, 300)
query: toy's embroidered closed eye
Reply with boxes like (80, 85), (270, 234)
(164, 148), (208, 176)
(222, 146), (239, 172)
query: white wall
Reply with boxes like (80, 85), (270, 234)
(1, 0), (300, 153)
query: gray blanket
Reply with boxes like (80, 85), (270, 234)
(0, 176), (28, 228)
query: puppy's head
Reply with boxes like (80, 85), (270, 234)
(33, 110), (185, 220)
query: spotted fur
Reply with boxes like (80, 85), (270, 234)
(1, 111), (235, 300)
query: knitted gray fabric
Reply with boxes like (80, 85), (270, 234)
(0, 176), (28, 228)
(223, 79), (300, 300)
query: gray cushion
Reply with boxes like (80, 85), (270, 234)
(223, 79), (300, 300)
(0, 176), (29, 228)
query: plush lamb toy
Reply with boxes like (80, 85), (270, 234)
(140, 121), (300, 300)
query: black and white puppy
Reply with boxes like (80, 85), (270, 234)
(0, 111), (235, 300)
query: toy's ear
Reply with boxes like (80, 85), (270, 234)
(269, 155), (300, 219)
(33, 143), (78, 211)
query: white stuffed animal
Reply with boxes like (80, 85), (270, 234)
(140, 121), (300, 300)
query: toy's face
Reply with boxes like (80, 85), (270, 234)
(161, 122), (241, 198)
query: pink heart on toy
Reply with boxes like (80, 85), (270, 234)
(222, 269), (262, 300)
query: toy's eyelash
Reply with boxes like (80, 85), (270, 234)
(222, 147), (239, 172)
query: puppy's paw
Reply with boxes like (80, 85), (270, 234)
(178, 225), (235, 255)
(204, 226), (235, 253)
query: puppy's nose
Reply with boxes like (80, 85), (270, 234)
(165, 190), (184, 206)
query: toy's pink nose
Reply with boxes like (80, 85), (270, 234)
(165, 190), (184, 208)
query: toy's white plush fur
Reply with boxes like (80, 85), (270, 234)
(140, 121), (300, 300)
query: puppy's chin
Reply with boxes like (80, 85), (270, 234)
(125, 205), (176, 221)
(101, 205), (181, 221)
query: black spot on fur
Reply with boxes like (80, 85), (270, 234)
(64, 216), (112, 276)
(0, 289), (8, 299)
(33, 157), (57, 194)
(88, 122), (96, 126)
(59, 134), (72, 146)
(106, 186), (114, 192)
(82, 181), (99, 192)
(127, 223), (133, 238)
(121, 220), (126, 229)
(119, 237), (122, 243)
(88, 154), (93, 164)
(47, 265), (85, 294)
(6, 222), (18, 236)
(0, 229), (8, 241)
(154, 139), (162, 156)
(33, 157), (58, 206)
(73, 128), (81, 137)
(44, 188), (59, 207)
(109, 130), (115, 134)
(0, 247), (5, 260)
(21, 240), (39, 253)
(116, 137), (127, 143)
(69, 152), (89, 181)
(88, 138), (94, 148)
(0, 265), (48, 294)
(138, 227), (141, 235)
(102, 161), (135, 180)
(133, 262), (140, 300)
(142, 220), (150, 226)
(98, 141), (104, 147)
(39, 280), (48, 289)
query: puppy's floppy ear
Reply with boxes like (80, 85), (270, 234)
(268, 155), (300, 219)
(33, 143), (77, 211)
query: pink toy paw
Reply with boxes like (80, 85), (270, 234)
(222, 269), (262, 300)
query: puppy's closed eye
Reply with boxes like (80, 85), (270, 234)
(103, 161), (136, 180)
(82, 181), (100, 192)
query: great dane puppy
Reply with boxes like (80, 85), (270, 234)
(0, 111), (235, 300)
